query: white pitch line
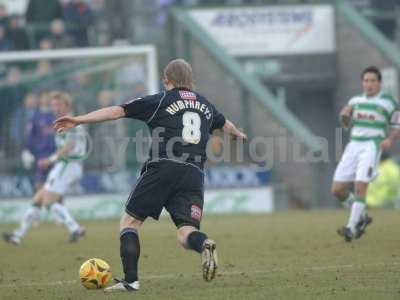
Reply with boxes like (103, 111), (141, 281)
(0, 261), (399, 289)
(0, 280), (77, 288)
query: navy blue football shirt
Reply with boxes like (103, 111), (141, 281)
(120, 87), (226, 167)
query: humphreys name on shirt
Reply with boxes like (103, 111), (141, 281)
(165, 100), (212, 120)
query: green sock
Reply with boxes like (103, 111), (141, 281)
(340, 193), (354, 208)
(353, 196), (365, 203)
(347, 198), (366, 230)
(353, 196), (366, 218)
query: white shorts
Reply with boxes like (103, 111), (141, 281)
(333, 140), (381, 183)
(44, 161), (83, 195)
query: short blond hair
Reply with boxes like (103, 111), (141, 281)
(163, 59), (193, 90)
(49, 91), (73, 108)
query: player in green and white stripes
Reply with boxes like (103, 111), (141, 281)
(331, 66), (400, 242)
(3, 92), (86, 245)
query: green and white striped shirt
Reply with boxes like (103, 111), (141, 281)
(55, 125), (88, 162)
(348, 91), (400, 141)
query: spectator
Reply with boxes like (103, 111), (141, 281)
(35, 38), (54, 80)
(35, 60), (53, 76)
(0, 67), (24, 154)
(0, 4), (9, 27)
(104, 0), (133, 42)
(5, 66), (21, 84)
(26, 0), (63, 23)
(26, 0), (63, 45)
(63, 0), (94, 47)
(0, 25), (14, 51)
(90, 89), (126, 170)
(34, 59), (67, 92)
(49, 19), (75, 49)
(24, 91), (55, 189)
(66, 73), (95, 113)
(1, 66), (24, 113)
(10, 93), (38, 151)
(39, 37), (53, 50)
(34, 38), (54, 85)
(7, 15), (29, 51)
(89, 0), (111, 46)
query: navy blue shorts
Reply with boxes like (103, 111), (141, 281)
(125, 160), (204, 229)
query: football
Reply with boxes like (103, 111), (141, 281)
(79, 258), (112, 289)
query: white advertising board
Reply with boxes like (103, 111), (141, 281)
(0, 187), (274, 223)
(190, 5), (335, 56)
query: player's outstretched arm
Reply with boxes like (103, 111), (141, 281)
(339, 105), (352, 129)
(222, 119), (247, 140)
(54, 106), (125, 132)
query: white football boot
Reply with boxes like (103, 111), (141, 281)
(104, 278), (140, 293)
(201, 239), (218, 281)
(2, 233), (21, 245)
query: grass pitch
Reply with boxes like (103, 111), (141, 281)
(1, 210), (400, 300)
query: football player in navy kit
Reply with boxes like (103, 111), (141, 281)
(54, 59), (247, 292)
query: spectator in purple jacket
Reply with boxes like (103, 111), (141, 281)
(23, 91), (55, 188)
